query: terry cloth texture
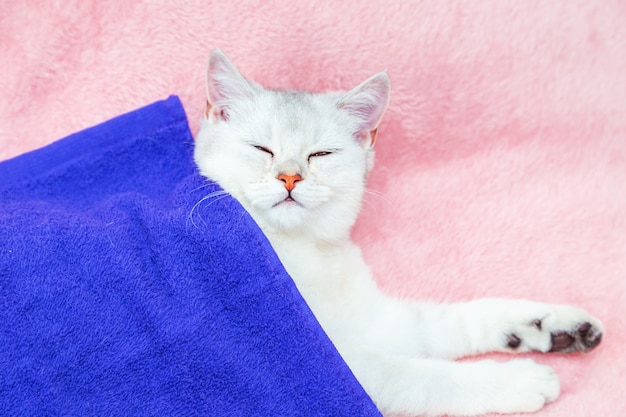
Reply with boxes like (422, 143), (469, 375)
(0, 96), (380, 417)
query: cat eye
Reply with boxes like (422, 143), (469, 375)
(308, 151), (332, 159)
(253, 145), (274, 157)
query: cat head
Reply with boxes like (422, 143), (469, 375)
(194, 49), (390, 241)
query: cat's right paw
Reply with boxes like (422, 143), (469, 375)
(548, 320), (603, 353)
(481, 359), (560, 414)
(505, 305), (604, 354)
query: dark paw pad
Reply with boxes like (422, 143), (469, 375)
(549, 322), (603, 353)
(507, 334), (522, 349)
(550, 332), (575, 351)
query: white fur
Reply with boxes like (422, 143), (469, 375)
(194, 49), (604, 416)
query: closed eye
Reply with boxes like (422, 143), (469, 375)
(254, 145), (274, 157)
(308, 151), (332, 159)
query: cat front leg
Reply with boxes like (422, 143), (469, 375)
(411, 298), (604, 359)
(345, 349), (560, 416)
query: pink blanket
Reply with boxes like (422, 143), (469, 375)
(1, 1), (624, 416)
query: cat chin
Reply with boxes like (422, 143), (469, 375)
(254, 203), (310, 233)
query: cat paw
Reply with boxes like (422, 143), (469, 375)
(548, 321), (603, 353)
(486, 359), (560, 414)
(506, 305), (604, 354)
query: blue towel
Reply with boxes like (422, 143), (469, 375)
(0, 96), (380, 417)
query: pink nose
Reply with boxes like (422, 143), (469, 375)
(277, 173), (302, 191)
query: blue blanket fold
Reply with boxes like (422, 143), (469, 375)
(0, 96), (380, 417)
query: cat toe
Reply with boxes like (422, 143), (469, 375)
(549, 321), (603, 353)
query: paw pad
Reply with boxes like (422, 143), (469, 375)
(507, 334), (522, 349)
(549, 322), (602, 353)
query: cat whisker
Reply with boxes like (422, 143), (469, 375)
(187, 190), (231, 230)
(236, 209), (250, 226)
(363, 188), (391, 206)
(189, 181), (220, 193)
(361, 198), (377, 214)
(362, 188), (391, 216)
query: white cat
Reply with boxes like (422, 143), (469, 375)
(194, 49), (604, 416)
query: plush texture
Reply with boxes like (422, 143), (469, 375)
(0, 1), (624, 416)
(0, 96), (380, 417)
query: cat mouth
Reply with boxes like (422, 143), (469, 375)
(274, 196), (303, 207)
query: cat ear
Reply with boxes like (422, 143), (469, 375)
(337, 72), (390, 147)
(205, 49), (255, 121)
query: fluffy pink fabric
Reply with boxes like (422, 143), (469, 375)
(1, 1), (624, 415)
